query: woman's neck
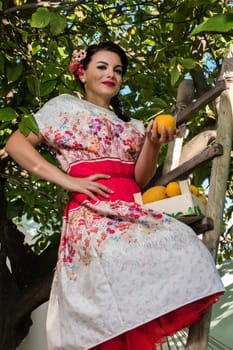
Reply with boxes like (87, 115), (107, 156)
(84, 94), (110, 110)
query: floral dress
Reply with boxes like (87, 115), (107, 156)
(34, 94), (224, 350)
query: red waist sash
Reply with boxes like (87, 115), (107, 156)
(65, 159), (141, 214)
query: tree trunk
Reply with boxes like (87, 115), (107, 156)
(186, 309), (212, 350)
(0, 247), (20, 350)
(0, 179), (57, 349)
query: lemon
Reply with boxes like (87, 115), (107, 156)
(198, 194), (207, 204)
(142, 185), (167, 204)
(166, 182), (181, 197)
(189, 185), (199, 196)
(128, 27), (136, 36)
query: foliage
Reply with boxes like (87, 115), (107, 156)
(0, 0), (232, 261)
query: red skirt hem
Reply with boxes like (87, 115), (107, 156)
(90, 292), (223, 350)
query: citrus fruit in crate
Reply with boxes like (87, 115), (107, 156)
(166, 182), (181, 197)
(154, 114), (176, 135)
(198, 194), (207, 204)
(142, 185), (167, 204)
(189, 184), (199, 196)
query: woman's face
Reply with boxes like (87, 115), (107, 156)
(80, 50), (123, 107)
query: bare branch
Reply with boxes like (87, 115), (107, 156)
(190, 35), (210, 97)
(176, 80), (229, 125)
(3, 1), (84, 14)
(15, 273), (53, 325)
(179, 129), (216, 165)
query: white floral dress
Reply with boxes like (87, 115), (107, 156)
(34, 94), (224, 350)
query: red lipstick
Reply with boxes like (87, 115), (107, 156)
(102, 81), (115, 87)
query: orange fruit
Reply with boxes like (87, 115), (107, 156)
(190, 184), (199, 196)
(142, 185), (167, 204)
(166, 182), (181, 197)
(198, 194), (207, 204)
(154, 114), (176, 135)
(128, 27), (136, 36)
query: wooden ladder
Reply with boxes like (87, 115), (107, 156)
(153, 47), (233, 349)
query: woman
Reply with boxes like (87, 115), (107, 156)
(5, 42), (224, 350)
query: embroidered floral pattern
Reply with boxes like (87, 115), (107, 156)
(42, 110), (143, 170)
(57, 199), (173, 277)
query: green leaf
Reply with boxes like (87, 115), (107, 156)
(48, 40), (58, 55)
(191, 14), (233, 35)
(17, 28), (29, 43)
(43, 64), (61, 81)
(143, 38), (156, 46)
(49, 13), (67, 35)
(31, 8), (51, 28)
(27, 76), (40, 96)
(181, 58), (196, 70)
(20, 114), (39, 135)
(6, 61), (23, 83)
(7, 199), (24, 220)
(19, 120), (30, 137)
(57, 46), (69, 59)
(31, 42), (42, 56)
(151, 98), (169, 109)
(0, 107), (18, 121)
(171, 67), (180, 86)
(187, 207), (195, 214)
(40, 80), (57, 96)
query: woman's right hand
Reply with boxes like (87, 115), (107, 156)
(64, 173), (114, 201)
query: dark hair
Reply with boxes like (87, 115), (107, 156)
(80, 41), (130, 122)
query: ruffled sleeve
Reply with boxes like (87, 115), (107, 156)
(128, 118), (145, 135)
(33, 94), (81, 136)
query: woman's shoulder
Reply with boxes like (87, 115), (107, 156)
(128, 118), (145, 134)
(33, 93), (86, 130)
(40, 93), (83, 109)
(34, 93), (86, 119)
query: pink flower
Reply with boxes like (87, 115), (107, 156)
(69, 62), (84, 81)
(69, 49), (86, 81)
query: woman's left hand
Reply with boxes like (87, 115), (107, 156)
(135, 119), (176, 188)
(145, 119), (176, 145)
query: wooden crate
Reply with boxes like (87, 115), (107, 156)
(133, 180), (206, 217)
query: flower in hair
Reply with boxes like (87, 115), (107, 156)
(69, 49), (87, 81)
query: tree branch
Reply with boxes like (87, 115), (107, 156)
(176, 80), (229, 125)
(3, 1), (84, 14)
(14, 243), (58, 325)
(190, 35), (210, 97)
(15, 273), (53, 325)
(179, 128), (216, 165)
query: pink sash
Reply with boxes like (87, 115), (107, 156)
(64, 159), (141, 215)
